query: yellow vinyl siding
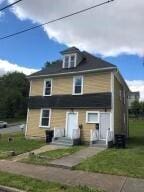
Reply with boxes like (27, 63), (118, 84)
(30, 72), (111, 96)
(26, 108), (110, 142)
(53, 76), (72, 95)
(114, 76), (125, 134)
(30, 79), (43, 96)
(26, 109), (44, 137)
(84, 73), (111, 93)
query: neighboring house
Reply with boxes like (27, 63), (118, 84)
(128, 92), (140, 108)
(25, 47), (129, 147)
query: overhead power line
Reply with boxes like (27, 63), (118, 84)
(0, 0), (23, 12)
(0, 0), (114, 41)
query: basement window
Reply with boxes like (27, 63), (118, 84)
(40, 109), (51, 128)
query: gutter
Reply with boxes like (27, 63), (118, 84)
(28, 67), (117, 79)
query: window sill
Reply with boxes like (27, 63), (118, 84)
(39, 126), (50, 129)
(72, 93), (83, 96)
(86, 122), (99, 124)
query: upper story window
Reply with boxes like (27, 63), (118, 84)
(43, 79), (52, 96)
(73, 76), (83, 95)
(40, 109), (51, 128)
(63, 54), (76, 68)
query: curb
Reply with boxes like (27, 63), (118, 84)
(0, 185), (25, 192)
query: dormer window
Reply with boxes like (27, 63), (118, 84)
(63, 54), (76, 68)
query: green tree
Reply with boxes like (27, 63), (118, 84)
(0, 72), (29, 119)
(131, 100), (140, 118)
(43, 60), (61, 69)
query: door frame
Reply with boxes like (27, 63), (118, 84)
(65, 111), (79, 138)
(99, 112), (112, 141)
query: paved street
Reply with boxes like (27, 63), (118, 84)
(0, 124), (25, 134)
(0, 160), (144, 192)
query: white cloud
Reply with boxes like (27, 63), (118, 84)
(7, 0), (144, 56)
(0, 59), (38, 76)
(126, 80), (144, 101)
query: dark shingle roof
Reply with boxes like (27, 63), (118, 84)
(29, 49), (116, 78)
(60, 46), (81, 54)
(28, 92), (111, 109)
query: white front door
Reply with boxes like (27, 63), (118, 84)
(66, 112), (78, 138)
(99, 113), (110, 140)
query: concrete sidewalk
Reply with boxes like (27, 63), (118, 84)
(49, 147), (105, 168)
(12, 145), (67, 162)
(0, 160), (144, 192)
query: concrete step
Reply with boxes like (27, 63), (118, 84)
(52, 137), (74, 146)
(51, 141), (73, 146)
(54, 137), (72, 142)
(91, 140), (106, 148)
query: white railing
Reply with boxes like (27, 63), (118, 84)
(53, 128), (65, 138)
(90, 129), (99, 144)
(72, 129), (80, 139)
(106, 128), (114, 146)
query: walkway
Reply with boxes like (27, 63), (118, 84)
(12, 145), (67, 162)
(0, 160), (143, 192)
(49, 146), (105, 168)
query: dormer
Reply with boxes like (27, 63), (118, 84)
(61, 47), (83, 69)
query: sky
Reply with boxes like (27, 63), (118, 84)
(0, 0), (144, 100)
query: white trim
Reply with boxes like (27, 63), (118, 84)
(43, 79), (52, 96)
(63, 53), (77, 68)
(86, 111), (100, 124)
(39, 108), (51, 128)
(29, 67), (116, 79)
(29, 80), (32, 96)
(25, 108), (29, 137)
(72, 75), (83, 95)
(111, 72), (114, 133)
(65, 111), (78, 138)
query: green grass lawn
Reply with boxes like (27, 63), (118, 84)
(75, 119), (144, 179)
(22, 146), (84, 166)
(0, 133), (45, 159)
(0, 171), (103, 192)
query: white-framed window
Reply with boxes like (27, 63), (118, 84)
(63, 54), (76, 68)
(43, 79), (52, 96)
(86, 111), (99, 124)
(73, 76), (83, 95)
(40, 109), (51, 128)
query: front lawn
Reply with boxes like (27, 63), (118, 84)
(0, 133), (45, 159)
(75, 119), (144, 178)
(0, 171), (103, 192)
(22, 146), (84, 166)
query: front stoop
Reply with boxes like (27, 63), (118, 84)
(90, 140), (107, 148)
(52, 137), (80, 146)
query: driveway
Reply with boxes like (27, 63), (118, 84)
(0, 124), (25, 134)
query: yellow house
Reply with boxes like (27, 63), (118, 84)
(25, 47), (129, 147)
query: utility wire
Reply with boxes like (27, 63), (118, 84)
(0, 0), (23, 12)
(0, 0), (114, 41)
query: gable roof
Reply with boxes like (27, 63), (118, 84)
(60, 46), (81, 54)
(29, 49), (116, 78)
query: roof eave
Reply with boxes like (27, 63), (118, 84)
(28, 67), (117, 79)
